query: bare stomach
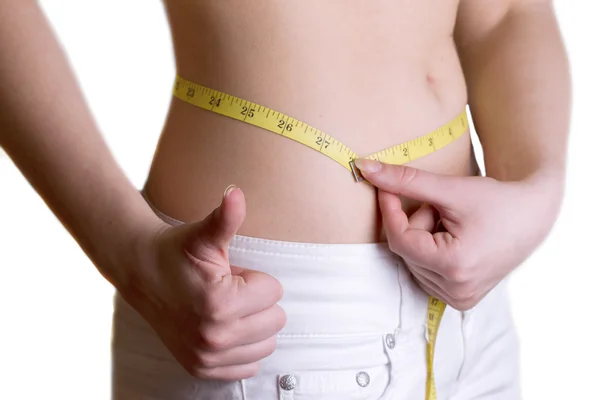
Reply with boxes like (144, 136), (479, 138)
(143, 0), (478, 244)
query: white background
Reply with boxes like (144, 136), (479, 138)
(1, 1), (598, 399)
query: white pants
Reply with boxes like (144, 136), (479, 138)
(111, 196), (521, 400)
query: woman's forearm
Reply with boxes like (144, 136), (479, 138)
(455, 1), (571, 192)
(0, 2), (160, 286)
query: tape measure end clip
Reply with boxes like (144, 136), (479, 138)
(349, 160), (365, 183)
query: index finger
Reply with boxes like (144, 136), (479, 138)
(229, 267), (284, 317)
(378, 189), (453, 268)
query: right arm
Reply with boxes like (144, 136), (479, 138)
(0, 1), (285, 380)
(0, 0), (160, 287)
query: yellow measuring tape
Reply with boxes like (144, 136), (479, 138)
(173, 74), (467, 399)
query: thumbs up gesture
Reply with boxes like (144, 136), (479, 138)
(119, 186), (286, 380)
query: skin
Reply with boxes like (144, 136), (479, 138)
(0, 0), (569, 382)
(354, 0), (570, 311)
(144, 0), (477, 244)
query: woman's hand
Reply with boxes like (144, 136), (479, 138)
(355, 159), (561, 311)
(116, 187), (286, 380)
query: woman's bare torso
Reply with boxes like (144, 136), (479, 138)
(143, 0), (478, 243)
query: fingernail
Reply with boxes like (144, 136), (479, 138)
(223, 184), (237, 199)
(354, 158), (382, 173)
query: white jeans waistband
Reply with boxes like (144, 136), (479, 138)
(140, 190), (431, 337)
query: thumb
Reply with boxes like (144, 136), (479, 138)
(355, 159), (465, 209)
(209, 185), (246, 250)
(186, 185), (246, 262)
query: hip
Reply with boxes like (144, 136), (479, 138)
(111, 197), (520, 400)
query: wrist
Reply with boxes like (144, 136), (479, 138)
(89, 192), (166, 291)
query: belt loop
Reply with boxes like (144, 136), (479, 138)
(396, 256), (431, 332)
(239, 379), (248, 400)
(396, 257), (415, 330)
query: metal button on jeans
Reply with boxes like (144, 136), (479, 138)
(279, 374), (297, 391)
(385, 333), (396, 349)
(356, 371), (370, 387)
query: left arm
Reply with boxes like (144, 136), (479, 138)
(353, 0), (572, 310)
(454, 0), (571, 205)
